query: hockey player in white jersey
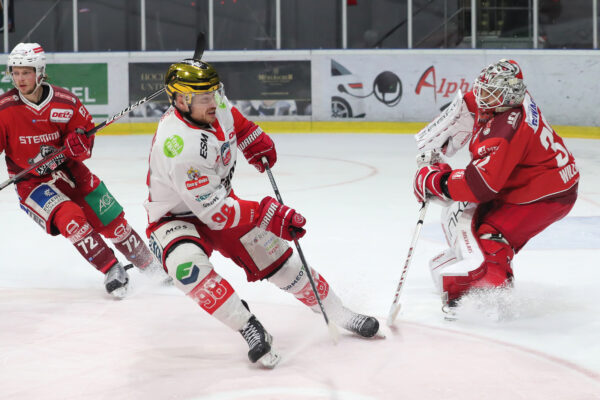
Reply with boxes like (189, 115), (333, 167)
(145, 59), (380, 368)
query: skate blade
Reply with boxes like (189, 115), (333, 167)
(374, 329), (387, 339)
(109, 286), (129, 299)
(257, 349), (281, 369)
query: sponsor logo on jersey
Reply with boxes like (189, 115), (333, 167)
(186, 176), (209, 190)
(20, 131), (60, 144)
(78, 105), (89, 119)
(525, 99), (539, 130)
(98, 192), (117, 215)
(477, 145), (498, 157)
(507, 111), (520, 129)
(200, 133), (208, 158)
(49, 108), (74, 123)
(30, 184), (62, 212)
(164, 135), (184, 158)
(185, 167), (209, 190)
(54, 91), (76, 104)
(202, 195), (220, 208)
(220, 142), (231, 165)
(176, 262), (200, 285)
(220, 161), (236, 192)
(195, 193), (211, 202)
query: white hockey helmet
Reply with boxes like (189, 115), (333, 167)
(7, 42), (47, 90)
(473, 59), (526, 111)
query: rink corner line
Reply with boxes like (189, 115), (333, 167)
(97, 121), (600, 138)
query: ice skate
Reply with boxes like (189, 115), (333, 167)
(336, 307), (381, 338)
(239, 316), (281, 368)
(104, 262), (131, 298)
(442, 298), (458, 321)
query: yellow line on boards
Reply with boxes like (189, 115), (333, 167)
(98, 121), (600, 139)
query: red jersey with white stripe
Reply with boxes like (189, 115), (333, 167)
(0, 83), (94, 177)
(447, 91), (579, 204)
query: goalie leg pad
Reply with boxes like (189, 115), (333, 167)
(166, 242), (251, 331)
(441, 223), (514, 303)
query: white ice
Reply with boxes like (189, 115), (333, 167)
(1, 133), (599, 400)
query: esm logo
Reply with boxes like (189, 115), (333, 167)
(49, 108), (74, 123)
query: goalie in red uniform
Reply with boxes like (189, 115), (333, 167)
(0, 43), (167, 297)
(414, 59), (579, 312)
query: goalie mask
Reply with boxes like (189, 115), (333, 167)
(164, 59), (223, 107)
(473, 59), (526, 111)
(7, 42), (47, 92)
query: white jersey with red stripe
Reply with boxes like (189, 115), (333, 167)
(145, 97), (257, 231)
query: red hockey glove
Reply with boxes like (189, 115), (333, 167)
(414, 162), (452, 202)
(65, 128), (92, 161)
(256, 196), (306, 240)
(237, 126), (276, 173)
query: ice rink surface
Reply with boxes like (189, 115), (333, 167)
(1, 133), (599, 400)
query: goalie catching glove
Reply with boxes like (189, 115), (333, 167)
(256, 196), (306, 240)
(65, 128), (93, 161)
(414, 163), (452, 203)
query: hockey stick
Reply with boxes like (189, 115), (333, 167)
(0, 32), (208, 192)
(386, 200), (430, 326)
(261, 157), (340, 343)
(0, 88), (166, 192)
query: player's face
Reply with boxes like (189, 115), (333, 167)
(11, 67), (38, 95)
(188, 92), (218, 124)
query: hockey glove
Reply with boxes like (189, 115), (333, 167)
(237, 126), (276, 173)
(65, 128), (92, 161)
(256, 196), (306, 240)
(414, 163), (452, 203)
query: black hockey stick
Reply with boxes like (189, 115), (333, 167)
(0, 88), (166, 191)
(261, 157), (339, 343)
(0, 32), (207, 192)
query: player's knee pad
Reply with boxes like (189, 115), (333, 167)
(98, 212), (128, 241)
(165, 242), (214, 295)
(52, 201), (92, 242)
(267, 255), (331, 308)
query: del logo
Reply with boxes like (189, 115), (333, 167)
(220, 142), (231, 166)
(49, 108), (73, 123)
(415, 66), (472, 102)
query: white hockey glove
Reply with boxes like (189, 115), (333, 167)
(415, 90), (474, 157)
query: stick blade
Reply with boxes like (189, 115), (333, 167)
(328, 321), (340, 344)
(386, 303), (401, 327)
(193, 32), (206, 61)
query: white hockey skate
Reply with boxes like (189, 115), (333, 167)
(239, 316), (281, 369)
(104, 263), (131, 299)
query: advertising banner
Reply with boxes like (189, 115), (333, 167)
(0, 63), (108, 105)
(312, 52), (600, 126)
(128, 61), (311, 119)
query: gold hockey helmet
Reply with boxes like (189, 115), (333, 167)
(164, 59), (220, 105)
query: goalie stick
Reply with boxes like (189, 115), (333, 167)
(386, 201), (429, 326)
(0, 32), (208, 192)
(261, 157), (340, 344)
(387, 149), (442, 326)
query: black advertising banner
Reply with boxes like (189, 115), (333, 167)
(128, 60), (311, 118)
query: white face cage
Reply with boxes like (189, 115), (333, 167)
(473, 59), (526, 111)
(7, 43), (47, 91)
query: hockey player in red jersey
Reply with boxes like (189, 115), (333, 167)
(0, 43), (166, 298)
(145, 59), (380, 368)
(413, 59), (579, 311)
